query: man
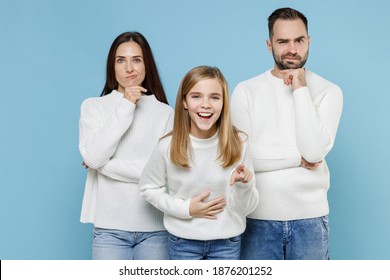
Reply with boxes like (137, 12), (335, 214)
(231, 7), (343, 260)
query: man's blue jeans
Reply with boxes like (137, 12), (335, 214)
(168, 233), (241, 260)
(92, 227), (168, 260)
(241, 216), (330, 260)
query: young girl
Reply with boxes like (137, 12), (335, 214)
(139, 66), (259, 260)
(79, 32), (173, 260)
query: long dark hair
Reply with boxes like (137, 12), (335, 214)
(100, 31), (168, 104)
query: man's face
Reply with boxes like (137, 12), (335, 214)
(267, 18), (310, 71)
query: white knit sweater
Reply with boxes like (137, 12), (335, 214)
(79, 90), (174, 231)
(231, 69), (343, 220)
(139, 132), (259, 240)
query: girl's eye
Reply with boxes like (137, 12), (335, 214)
(134, 58), (142, 63)
(117, 59), (125, 63)
(212, 96), (221, 100)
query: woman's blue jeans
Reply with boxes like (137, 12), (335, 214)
(92, 227), (168, 260)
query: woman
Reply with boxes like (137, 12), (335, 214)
(79, 32), (173, 260)
(139, 66), (259, 260)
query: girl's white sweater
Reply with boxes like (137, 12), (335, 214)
(139, 132), (259, 240)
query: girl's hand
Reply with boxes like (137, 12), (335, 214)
(230, 164), (252, 186)
(189, 191), (225, 219)
(123, 86), (147, 104)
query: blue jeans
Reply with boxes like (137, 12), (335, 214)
(168, 233), (241, 260)
(241, 216), (329, 260)
(92, 227), (168, 260)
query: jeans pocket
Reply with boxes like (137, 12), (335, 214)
(93, 227), (105, 237)
(320, 215), (329, 242)
(321, 216), (329, 231)
(227, 235), (241, 244)
(168, 234), (183, 244)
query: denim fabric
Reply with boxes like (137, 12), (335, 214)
(168, 233), (241, 260)
(92, 227), (168, 260)
(241, 216), (329, 260)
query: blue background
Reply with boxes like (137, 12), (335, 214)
(1, 0), (389, 260)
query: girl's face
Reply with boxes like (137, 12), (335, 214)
(183, 78), (223, 139)
(114, 41), (146, 93)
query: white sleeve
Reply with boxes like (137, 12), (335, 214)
(139, 143), (191, 219)
(163, 110), (174, 135)
(78, 98), (136, 169)
(97, 108), (174, 183)
(229, 141), (259, 216)
(293, 86), (343, 162)
(231, 84), (301, 172)
(230, 84), (252, 139)
(97, 158), (146, 183)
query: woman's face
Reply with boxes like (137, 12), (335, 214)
(183, 78), (223, 139)
(114, 41), (146, 93)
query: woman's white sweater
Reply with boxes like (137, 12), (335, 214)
(79, 90), (174, 231)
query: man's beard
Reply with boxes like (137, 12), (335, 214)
(272, 50), (309, 70)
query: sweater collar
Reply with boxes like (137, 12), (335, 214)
(112, 89), (123, 98)
(189, 131), (219, 149)
(112, 89), (158, 103)
(266, 68), (311, 87)
(266, 69), (286, 86)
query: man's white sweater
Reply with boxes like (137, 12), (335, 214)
(231, 69), (343, 221)
(79, 90), (174, 231)
(139, 133), (259, 240)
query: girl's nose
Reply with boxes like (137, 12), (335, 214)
(201, 98), (211, 108)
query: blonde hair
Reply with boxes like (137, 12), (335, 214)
(169, 66), (243, 168)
